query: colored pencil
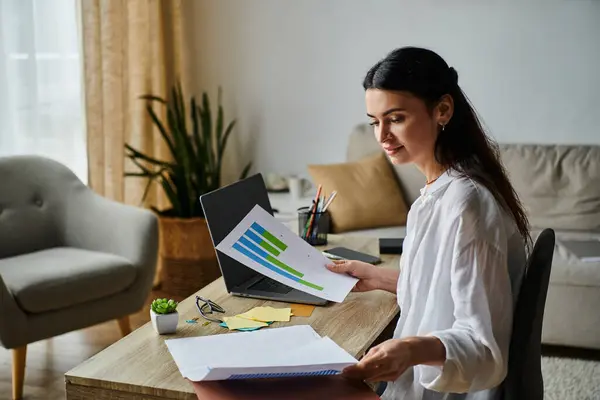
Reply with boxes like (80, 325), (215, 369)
(304, 185), (322, 240)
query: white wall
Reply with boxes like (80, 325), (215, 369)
(188, 0), (600, 183)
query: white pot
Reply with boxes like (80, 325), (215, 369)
(150, 309), (179, 334)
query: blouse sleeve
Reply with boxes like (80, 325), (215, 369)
(417, 211), (514, 393)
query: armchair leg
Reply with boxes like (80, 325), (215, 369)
(117, 315), (132, 337)
(12, 345), (26, 400)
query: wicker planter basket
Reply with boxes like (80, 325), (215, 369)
(155, 216), (221, 298)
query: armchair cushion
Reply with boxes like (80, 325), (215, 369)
(0, 247), (136, 314)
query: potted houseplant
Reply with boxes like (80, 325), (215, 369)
(125, 83), (252, 297)
(150, 298), (179, 334)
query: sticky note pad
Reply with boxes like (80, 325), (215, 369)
(238, 306), (292, 322)
(219, 321), (274, 332)
(223, 316), (268, 330)
(290, 304), (316, 317)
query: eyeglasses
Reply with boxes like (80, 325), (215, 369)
(195, 296), (225, 323)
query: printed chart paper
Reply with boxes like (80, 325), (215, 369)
(216, 205), (358, 302)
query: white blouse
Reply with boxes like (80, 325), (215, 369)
(381, 170), (527, 400)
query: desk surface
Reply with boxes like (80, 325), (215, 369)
(65, 235), (400, 400)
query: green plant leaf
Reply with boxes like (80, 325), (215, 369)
(191, 96), (201, 156)
(240, 162), (252, 180)
(139, 174), (155, 205)
(176, 82), (187, 136)
(151, 298), (178, 314)
(170, 168), (193, 218)
(217, 119), (236, 162)
(139, 94), (167, 104)
(128, 156), (155, 176)
(214, 119), (237, 187)
(191, 95), (207, 196)
(125, 144), (174, 168)
(159, 172), (182, 216)
(201, 93), (215, 179)
(126, 156), (169, 205)
(166, 107), (194, 215)
(216, 87), (224, 148)
(145, 104), (178, 160)
(150, 205), (161, 214)
(124, 172), (149, 177)
(197, 103), (215, 190)
(171, 85), (185, 141)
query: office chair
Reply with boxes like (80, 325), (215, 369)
(502, 228), (555, 400)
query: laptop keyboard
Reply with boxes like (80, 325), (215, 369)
(248, 277), (293, 294)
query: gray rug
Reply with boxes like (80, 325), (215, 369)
(542, 356), (600, 400)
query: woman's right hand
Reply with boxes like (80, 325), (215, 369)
(326, 259), (381, 292)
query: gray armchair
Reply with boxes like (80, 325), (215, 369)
(0, 155), (159, 399)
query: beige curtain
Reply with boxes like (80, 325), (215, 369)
(81, 0), (190, 209)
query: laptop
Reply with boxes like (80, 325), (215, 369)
(199, 173), (327, 305)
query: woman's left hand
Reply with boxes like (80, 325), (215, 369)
(342, 339), (413, 383)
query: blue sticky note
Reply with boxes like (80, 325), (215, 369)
(220, 321), (274, 331)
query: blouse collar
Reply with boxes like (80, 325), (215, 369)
(419, 169), (457, 198)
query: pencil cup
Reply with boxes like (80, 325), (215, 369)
(297, 206), (330, 246)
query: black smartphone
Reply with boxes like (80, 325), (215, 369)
(322, 247), (382, 265)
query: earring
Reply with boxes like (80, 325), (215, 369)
(441, 123), (445, 132)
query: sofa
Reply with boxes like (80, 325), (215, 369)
(343, 123), (600, 350)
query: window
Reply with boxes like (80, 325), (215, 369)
(0, 0), (86, 182)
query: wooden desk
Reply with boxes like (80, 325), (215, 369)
(65, 235), (400, 400)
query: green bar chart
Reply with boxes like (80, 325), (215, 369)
(216, 205), (359, 303)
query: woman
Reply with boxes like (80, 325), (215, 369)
(326, 47), (531, 399)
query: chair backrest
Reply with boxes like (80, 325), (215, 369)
(0, 155), (87, 259)
(502, 228), (555, 400)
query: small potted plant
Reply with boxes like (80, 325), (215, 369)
(150, 298), (179, 334)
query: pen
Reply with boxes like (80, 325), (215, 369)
(322, 191), (337, 212)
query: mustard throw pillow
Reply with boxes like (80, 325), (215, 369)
(307, 153), (408, 233)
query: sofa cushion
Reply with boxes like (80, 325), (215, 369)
(0, 247), (136, 313)
(500, 144), (600, 231)
(307, 153), (408, 233)
(546, 230), (600, 287)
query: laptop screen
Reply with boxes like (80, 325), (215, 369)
(199, 173), (274, 292)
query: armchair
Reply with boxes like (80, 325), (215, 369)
(0, 155), (159, 399)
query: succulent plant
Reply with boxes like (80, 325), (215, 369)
(151, 298), (179, 315)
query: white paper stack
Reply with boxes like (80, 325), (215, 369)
(165, 325), (357, 381)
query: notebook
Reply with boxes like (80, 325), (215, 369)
(557, 239), (600, 262)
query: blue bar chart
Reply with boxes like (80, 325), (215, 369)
(232, 223), (324, 291)
(216, 205), (358, 303)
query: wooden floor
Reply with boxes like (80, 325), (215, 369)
(0, 289), (178, 400)
(2, 287), (600, 400)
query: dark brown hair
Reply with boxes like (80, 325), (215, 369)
(363, 47), (531, 249)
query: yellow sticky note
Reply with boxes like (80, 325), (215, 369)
(290, 304), (316, 317)
(223, 316), (268, 330)
(238, 306), (292, 322)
